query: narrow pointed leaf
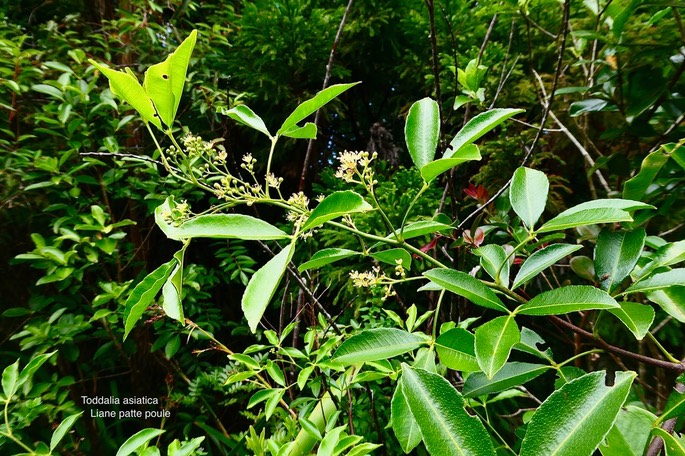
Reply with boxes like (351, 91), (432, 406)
(116, 429), (166, 456)
(423, 268), (507, 312)
(463, 362), (551, 397)
(607, 301), (654, 340)
(623, 269), (685, 295)
(538, 208), (633, 233)
(518, 286), (619, 315)
(598, 406), (656, 456)
(278, 82), (359, 135)
(520, 371), (636, 456)
(435, 328), (480, 372)
(242, 242), (295, 333)
(623, 146), (672, 201)
(510, 167), (549, 230)
(390, 383), (422, 453)
(559, 199), (654, 215)
(162, 262), (183, 323)
(446, 108), (524, 157)
(400, 365), (496, 456)
(475, 315), (520, 379)
(513, 243), (582, 289)
(405, 97), (439, 170)
(221, 105), (271, 137)
(2, 360), (19, 398)
(474, 244), (509, 286)
(281, 122), (317, 139)
(332, 328), (426, 365)
(421, 145), (481, 183)
(157, 213), (289, 241)
(647, 287), (685, 322)
(301, 190), (372, 231)
(384, 219), (453, 241)
(298, 248), (360, 272)
(16, 352), (55, 390)
(123, 260), (175, 339)
(50, 412), (83, 451)
(633, 240), (685, 280)
(594, 228), (645, 292)
(289, 394), (337, 456)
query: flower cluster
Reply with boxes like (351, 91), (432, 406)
(349, 266), (396, 300)
(161, 199), (191, 227)
(182, 133), (215, 158)
(335, 150), (377, 184)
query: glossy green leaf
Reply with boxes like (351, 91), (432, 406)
(655, 429), (685, 456)
(162, 246), (187, 324)
(571, 255), (596, 281)
(281, 122), (317, 139)
(32, 83), (64, 100)
(560, 199), (654, 215)
(510, 167), (549, 230)
(288, 394), (337, 456)
(384, 219), (453, 241)
(242, 242), (295, 333)
(463, 362), (551, 397)
(594, 228), (646, 292)
(423, 268), (507, 312)
(116, 428), (166, 456)
(332, 328), (426, 365)
(123, 260), (175, 339)
(513, 244), (582, 289)
(537, 208), (633, 233)
(633, 240), (685, 280)
(446, 108), (524, 157)
(475, 315), (520, 379)
(278, 82), (359, 135)
(390, 383), (422, 453)
(607, 301), (654, 340)
(400, 365), (496, 456)
(647, 287), (685, 322)
(301, 190), (372, 231)
(570, 98), (610, 116)
(89, 61), (161, 129)
(514, 327), (554, 360)
(519, 286), (619, 315)
(298, 248), (360, 272)
(623, 146), (672, 201)
(2, 360), (19, 398)
(474, 244), (509, 286)
(435, 328), (480, 372)
(220, 104), (271, 138)
(50, 412), (83, 451)
(623, 269), (685, 295)
(157, 212), (289, 241)
(520, 371), (636, 456)
(370, 248), (411, 270)
(405, 97), (439, 170)
(168, 437), (205, 456)
(657, 385), (685, 424)
(420, 144), (481, 183)
(598, 406), (656, 456)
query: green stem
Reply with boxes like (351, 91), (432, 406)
(646, 332), (680, 364)
(556, 349), (603, 368)
(432, 289), (446, 340)
(399, 183), (429, 242)
(265, 136), (279, 197)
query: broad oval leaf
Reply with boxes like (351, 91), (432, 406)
(435, 328), (480, 372)
(423, 268), (507, 312)
(242, 242), (295, 333)
(123, 260), (175, 339)
(158, 213), (290, 241)
(405, 97), (439, 170)
(623, 269), (685, 295)
(278, 82), (359, 135)
(513, 243), (582, 289)
(298, 248), (360, 272)
(607, 301), (655, 340)
(332, 328), (426, 365)
(221, 104), (271, 138)
(400, 365), (496, 456)
(510, 167), (549, 230)
(474, 244), (510, 286)
(116, 428), (166, 456)
(390, 383), (422, 453)
(519, 371), (636, 456)
(370, 248), (411, 270)
(2, 360), (19, 398)
(475, 315), (520, 379)
(301, 190), (372, 231)
(594, 228), (646, 292)
(537, 208), (633, 233)
(518, 285), (619, 315)
(463, 362), (551, 397)
(446, 108), (524, 157)
(420, 144), (481, 183)
(646, 287), (685, 322)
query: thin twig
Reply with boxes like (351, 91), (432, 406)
(80, 151), (167, 168)
(477, 14), (498, 65)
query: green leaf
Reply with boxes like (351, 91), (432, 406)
(446, 108), (524, 158)
(514, 327), (554, 360)
(537, 208), (633, 233)
(474, 244), (509, 286)
(513, 244), (582, 289)
(281, 122), (317, 139)
(623, 269), (685, 295)
(242, 242), (295, 333)
(384, 219), (453, 241)
(277, 82), (359, 135)
(390, 383), (422, 453)
(298, 248), (360, 272)
(633, 240), (685, 280)
(370, 248), (411, 270)
(463, 362), (551, 397)
(32, 83), (64, 100)
(50, 412), (83, 451)
(652, 429), (685, 456)
(299, 417), (322, 441)
(623, 139), (672, 201)
(168, 437), (205, 456)
(162, 246), (186, 324)
(116, 428), (166, 456)
(16, 352), (55, 391)
(89, 61), (161, 130)
(143, 30), (197, 127)
(220, 104), (272, 138)
(607, 301), (654, 340)
(570, 98), (610, 116)
(289, 394), (337, 456)
(420, 144), (481, 183)
(332, 328), (426, 365)
(657, 385), (685, 424)
(560, 199), (654, 215)
(594, 228), (646, 292)
(571, 255), (596, 281)
(475, 315), (520, 379)
(518, 286), (619, 315)
(400, 365), (496, 456)
(520, 370), (636, 456)
(405, 97), (439, 170)
(598, 406), (657, 456)
(123, 260), (175, 339)
(2, 360), (19, 398)
(435, 328), (480, 372)
(301, 190), (372, 231)
(647, 287), (685, 322)
(423, 268), (507, 312)
(157, 213), (289, 242)
(510, 167), (549, 230)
